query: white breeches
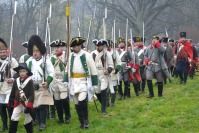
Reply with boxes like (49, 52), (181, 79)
(51, 80), (68, 100)
(11, 103), (32, 125)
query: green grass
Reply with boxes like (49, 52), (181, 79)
(4, 75), (199, 133)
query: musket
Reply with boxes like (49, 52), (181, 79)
(77, 17), (81, 37)
(43, 3), (52, 81)
(165, 27), (168, 37)
(112, 20), (116, 64)
(65, 1), (70, 67)
(86, 5), (96, 50)
(125, 18), (128, 51)
(143, 22), (145, 46)
(8, 0), (17, 78)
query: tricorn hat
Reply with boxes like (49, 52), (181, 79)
(162, 37), (168, 43)
(96, 39), (107, 46)
(107, 40), (114, 47)
(28, 35), (46, 56)
(50, 40), (66, 47)
(13, 63), (33, 76)
(153, 36), (160, 40)
(141, 37), (146, 43)
(169, 39), (174, 42)
(180, 32), (186, 38)
(70, 37), (86, 47)
(92, 39), (98, 45)
(22, 42), (28, 48)
(0, 38), (7, 50)
(133, 36), (141, 42)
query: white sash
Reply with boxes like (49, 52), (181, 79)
(119, 51), (126, 60)
(138, 49), (144, 57)
(16, 77), (31, 90)
(95, 52), (103, 65)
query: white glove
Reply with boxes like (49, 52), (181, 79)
(63, 82), (69, 88)
(132, 68), (136, 73)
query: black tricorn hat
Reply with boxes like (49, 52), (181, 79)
(28, 35), (46, 56)
(141, 37), (146, 43)
(169, 39), (174, 42)
(0, 38), (7, 50)
(13, 63), (33, 76)
(96, 39), (107, 46)
(92, 39), (98, 45)
(180, 32), (186, 38)
(162, 37), (168, 43)
(22, 42), (28, 48)
(70, 37), (86, 47)
(50, 40), (66, 47)
(133, 36), (141, 42)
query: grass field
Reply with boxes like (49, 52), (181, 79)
(4, 75), (199, 133)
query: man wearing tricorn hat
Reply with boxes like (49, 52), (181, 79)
(0, 38), (18, 132)
(67, 37), (98, 128)
(91, 39), (113, 114)
(117, 37), (134, 99)
(144, 36), (167, 98)
(106, 40), (121, 107)
(26, 35), (54, 130)
(49, 40), (71, 124)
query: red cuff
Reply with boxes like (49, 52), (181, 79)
(128, 62), (134, 67)
(155, 42), (161, 48)
(14, 100), (19, 108)
(133, 64), (140, 70)
(26, 102), (33, 109)
(145, 58), (150, 65)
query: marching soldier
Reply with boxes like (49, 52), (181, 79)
(91, 39), (114, 114)
(162, 37), (173, 84)
(106, 40), (121, 106)
(49, 40), (71, 124)
(0, 38), (18, 132)
(67, 37), (98, 128)
(26, 35), (55, 130)
(9, 63), (34, 133)
(144, 36), (167, 98)
(117, 37), (133, 99)
(19, 42), (30, 63)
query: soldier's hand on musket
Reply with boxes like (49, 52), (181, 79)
(42, 82), (48, 88)
(7, 78), (14, 84)
(125, 65), (131, 70)
(104, 70), (109, 75)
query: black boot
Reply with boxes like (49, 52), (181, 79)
(178, 72), (183, 84)
(118, 81), (123, 99)
(101, 89), (107, 114)
(96, 93), (101, 103)
(75, 104), (84, 129)
(9, 120), (18, 133)
(61, 98), (71, 124)
(38, 105), (47, 131)
(106, 89), (110, 107)
(157, 82), (163, 97)
(110, 86), (117, 106)
(50, 105), (56, 119)
(124, 81), (129, 98)
(183, 73), (188, 84)
(55, 100), (64, 124)
(24, 121), (33, 133)
(133, 84), (139, 96)
(141, 79), (146, 93)
(80, 99), (89, 129)
(147, 80), (154, 98)
(0, 104), (8, 132)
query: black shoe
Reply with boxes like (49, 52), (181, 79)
(50, 114), (56, 119)
(39, 123), (46, 131)
(84, 120), (89, 129)
(80, 123), (84, 129)
(106, 103), (110, 107)
(158, 95), (163, 97)
(110, 103), (114, 107)
(57, 120), (64, 125)
(101, 110), (107, 115)
(180, 80), (183, 84)
(147, 95), (154, 98)
(65, 117), (71, 124)
(169, 79), (172, 83)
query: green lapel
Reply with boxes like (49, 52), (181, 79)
(80, 54), (89, 77)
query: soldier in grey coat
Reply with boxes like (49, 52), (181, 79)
(144, 36), (167, 98)
(117, 37), (134, 99)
